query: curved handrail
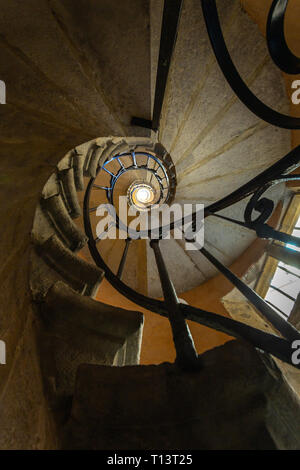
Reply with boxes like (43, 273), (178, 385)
(93, 145), (300, 241)
(103, 151), (172, 206)
(200, 0), (300, 129)
(84, 176), (300, 368)
(267, 0), (300, 74)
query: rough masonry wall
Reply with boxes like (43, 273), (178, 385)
(0, 0), (150, 448)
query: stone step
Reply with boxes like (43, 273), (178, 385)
(38, 281), (144, 399)
(83, 139), (129, 178)
(82, 137), (157, 179)
(84, 142), (105, 178)
(41, 193), (87, 252)
(58, 167), (82, 219)
(33, 234), (104, 298)
(72, 150), (85, 192)
(62, 340), (281, 450)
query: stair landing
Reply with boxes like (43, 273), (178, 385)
(63, 340), (279, 450)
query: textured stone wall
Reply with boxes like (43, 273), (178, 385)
(0, 0), (150, 448)
(0, 138), (84, 449)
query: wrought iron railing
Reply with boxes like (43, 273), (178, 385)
(84, 0), (300, 370)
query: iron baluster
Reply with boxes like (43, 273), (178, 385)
(92, 184), (111, 191)
(117, 238), (132, 279)
(117, 157), (125, 170)
(131, 0), (183, 130)
(103, 167), (115, 178)
(150, 239), (200, 370)
(132, 151), (137, 168)
(199, 247), (300, 342)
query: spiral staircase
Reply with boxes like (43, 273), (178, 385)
(1, 0), (300, 450)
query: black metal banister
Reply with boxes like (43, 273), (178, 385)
(200, 247), (300, 342)
(200, 0), (300, 129)
(131, 0), (183, 131)
(150, 239), (199, 369)
(117, 238), (131, 279)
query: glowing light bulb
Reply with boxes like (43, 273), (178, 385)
(135, 187), (151, 203)
(128, 181), (156, 210)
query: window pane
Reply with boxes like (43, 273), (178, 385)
(262, 210), (300, 320)
(271, 269), (299, 300)
(286, 215), (300, 252)
(278, 261), (300, 278)
(265, 287), (294, 317)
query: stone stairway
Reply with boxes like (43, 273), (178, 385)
(29, 132), (300, 449)
(39, 281), (143, 396)
(62, 340), (300, 450)
(30, 138), (146, 412)
(12, 0), (298, 450)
